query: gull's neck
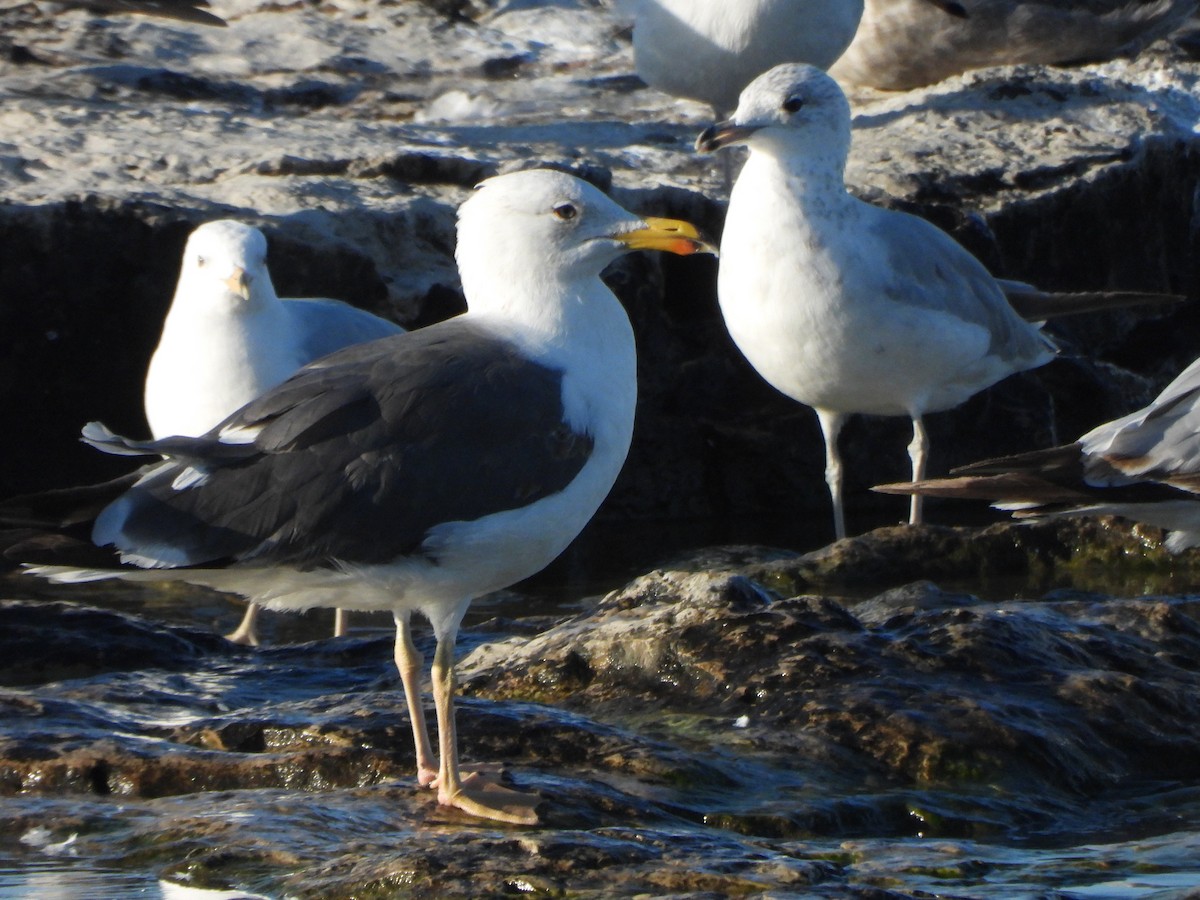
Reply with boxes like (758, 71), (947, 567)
(462, 259), (632, 357)
(742, 132), (850, 208)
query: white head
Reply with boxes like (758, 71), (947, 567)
(455, 169), (710, 315)
(696, 63), (853, 175)
(175, 220), (279, 314)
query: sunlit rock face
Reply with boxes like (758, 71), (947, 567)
(0, 0), (1198, 536)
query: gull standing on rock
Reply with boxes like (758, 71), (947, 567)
(145, 220), (404, 645)
(697, 63), (1054, 539)
(830, 0), (1196, 90)
(1, 169), (712, 824)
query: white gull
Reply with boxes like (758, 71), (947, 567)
(145, 219), (403, 645)
(697, 63), (1054, 539)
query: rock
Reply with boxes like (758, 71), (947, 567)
(5, 520), (1200, 895)
(0, 0), (1197, 536)
(464, 521), (1200, 836)
(0, 598), (230, 686)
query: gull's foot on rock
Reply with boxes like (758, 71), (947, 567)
(439, 779), (541, 826)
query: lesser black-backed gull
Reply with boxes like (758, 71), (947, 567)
(1, 169), (711, 824)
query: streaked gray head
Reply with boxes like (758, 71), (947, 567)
(696, 63), (852, 167)
(179, 220), (276, 308)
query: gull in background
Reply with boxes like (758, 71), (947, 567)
(831, 0), (1195, 90)
(54, 0), (226, 26)
(146, 219), (403, 645)
(877, 352), (1200, 551)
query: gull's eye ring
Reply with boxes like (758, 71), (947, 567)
(782, 95), (804, 113)
(553, 203), (578, 221)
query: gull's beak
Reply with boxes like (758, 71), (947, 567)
(616, 217), (717, 256)
(696, 120), (761, 153)
(224, 267), (251, 299)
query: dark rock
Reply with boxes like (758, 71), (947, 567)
(0, 598), (230, 685)
(464, 522), (1200, 833)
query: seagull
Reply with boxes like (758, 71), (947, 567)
(53, 0), (227, 26)
(830, 0), (1195, 91)
(145, 219), (404, 646)
(696, 63), (1054, 540)
(876, 353), (1200, 552)
(1, 169), (712, 824)
(631, 0), (967, 115)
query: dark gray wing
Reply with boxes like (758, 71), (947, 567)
(93, 318), (594, 570)
(59, 0), (227, 25)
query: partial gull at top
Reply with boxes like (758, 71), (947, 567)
(697, 63), (1054, 540)
(632, 0), (867, 113)
(2, 169), (712, 825)
(631, 0), (968, 113)
(831, 0), (1195, 90)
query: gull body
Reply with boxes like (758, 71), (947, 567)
(831, 0), (1195, 90)
(698, 64), (1053, 539)
(145, 219), (403, 644)
(879, 355), (1200, 552)
(633, 0), (865, 113)
(2, 170), (709, 824)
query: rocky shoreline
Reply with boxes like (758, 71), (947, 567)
(4, 520), (1200, 895)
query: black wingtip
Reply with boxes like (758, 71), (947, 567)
(928, 0), (969, 18)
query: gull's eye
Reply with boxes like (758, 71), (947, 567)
(782, 95), (804, 114)
(196, 256), (208, 268)
(553, 203), (578, 221)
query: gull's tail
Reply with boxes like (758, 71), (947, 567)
(1000, 284), (1188, 321)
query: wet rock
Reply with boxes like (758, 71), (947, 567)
(0, 598), (229, 685)
(5, 520), (1200, 894)
(464, 521), (1200, 834)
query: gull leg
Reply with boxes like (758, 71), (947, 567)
(224, 602), (261, 646)
(908, 415), (929, 525)
(816, 409), (847, 540)
(393, 612), (438, 787)
(430, 629), (539, 825)
(333, 608), (349, 638)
